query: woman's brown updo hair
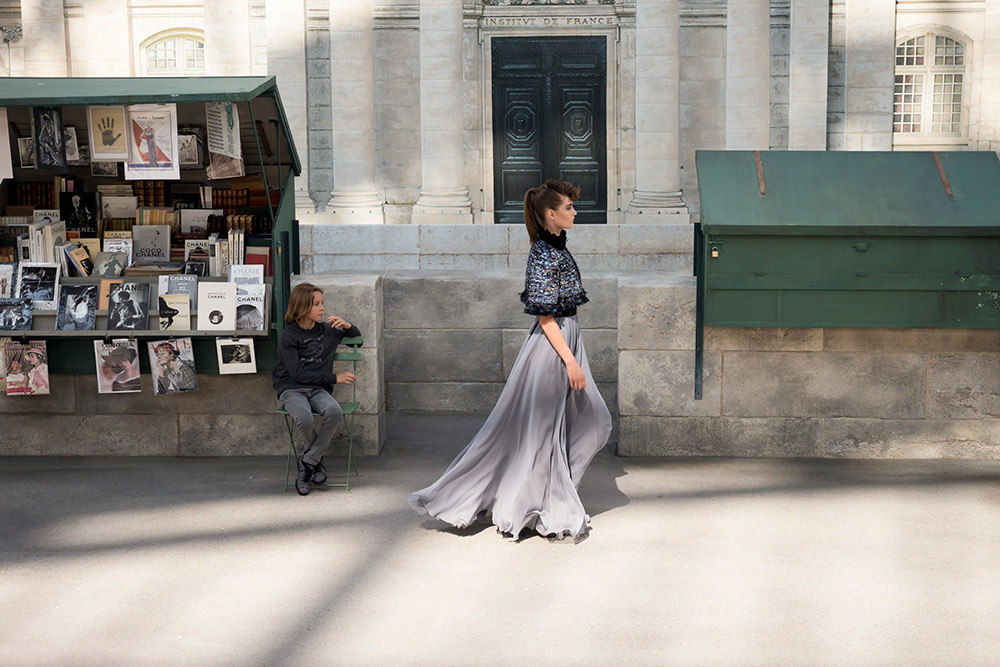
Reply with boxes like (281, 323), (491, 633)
(523, 179), (581, 245)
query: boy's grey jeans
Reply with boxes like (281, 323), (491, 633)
(279, 387), (344, 466)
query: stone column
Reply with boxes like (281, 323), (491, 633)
(266, 0), (313, 213)
(843, 0), (895, 150)
(626, 0), (689, 225)
(83, 0), (130, 76)
(0, 26), (25, 77)
(327, 0), (384, 224)
(788, 0), (829, 149)
(205, 0), (252, 75)
(725, 0), (770, 149)
(20, 0), (67, 77)
(411, 0), (472, 225)
(979, 0), (1000, 152)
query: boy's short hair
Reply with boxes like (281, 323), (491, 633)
(285, 282), (323, 325)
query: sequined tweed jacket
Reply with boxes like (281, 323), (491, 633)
(519, 227), (590, 317)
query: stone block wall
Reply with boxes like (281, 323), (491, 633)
(299, 223), (693, 274)
(617, 275), (1000, 458)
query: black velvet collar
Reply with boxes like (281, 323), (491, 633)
(537, 225), (567, 249)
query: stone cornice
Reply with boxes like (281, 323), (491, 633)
(374, 5), (419, 29)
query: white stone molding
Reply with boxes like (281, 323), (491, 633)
(843, 0), (895, 151)
(21, 0), (68, 77)
(327, 0), (384, 223)
(725, 0), (770, 149)
(205, 0), (252, 75)
(413, 0), (473, 224)
(626, 0), (689, 224)
(788, 0), (829, 149)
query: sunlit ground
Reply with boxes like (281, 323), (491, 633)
(2, 413), (1000, 666)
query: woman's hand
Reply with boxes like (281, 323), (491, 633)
(328, 316), (351, 329)
(566, 360), (586, 391)
(336, 372), (357, 385)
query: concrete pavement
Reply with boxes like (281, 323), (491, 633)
(2, 412), (1000, 666)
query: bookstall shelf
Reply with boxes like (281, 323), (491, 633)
(0, 77), (302, 374)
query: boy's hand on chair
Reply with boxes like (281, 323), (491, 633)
(336, 372), (357, 385)
(328, 316), (351, 329)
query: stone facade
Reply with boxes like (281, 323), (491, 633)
(3, 0), (998, 221)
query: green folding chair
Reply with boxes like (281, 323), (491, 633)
(277, 335), (363, 492)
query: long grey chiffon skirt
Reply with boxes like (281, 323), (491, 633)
(408, 315), (613, 539)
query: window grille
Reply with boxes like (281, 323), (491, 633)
(893, 32), (966, 141)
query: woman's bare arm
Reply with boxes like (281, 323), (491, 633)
(538, 315), (586, 390)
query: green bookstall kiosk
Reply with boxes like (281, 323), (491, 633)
(693, 150), (1000, 397)
(1, 76), (302, 374)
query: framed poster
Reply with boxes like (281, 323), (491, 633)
(87, 105), (129, 160)
(124, 104), (179, 180)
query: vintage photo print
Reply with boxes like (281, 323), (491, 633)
(94, 338), (142, 394)
(0, 264), (14, 298)
(60, 192), (100, 236)
(124, 104), (179, 180)
(106, 282), (150, 330)
(0, 298), (33, 331)
(67, 143), (90, 167)
(4, 340), (49, 396)
(216, 337), (257, 375)
(148, 337), (198, 395)
(16, 262), (60, 310)
(91, 161), (119, 178)
(87, 105), (129, 160)
(206, 152), (244, 180)
(63, 127), (81, 163)
(17, 137), (34, 168)
(32, 106), (67, 172)
(0, 108), (12, 181)
(56, 284), (98, 331)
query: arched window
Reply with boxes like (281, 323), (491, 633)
(893, 31), (968, 148)
(141, 31), (205, 76)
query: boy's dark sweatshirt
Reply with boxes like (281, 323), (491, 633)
(272, 321), (362, 395)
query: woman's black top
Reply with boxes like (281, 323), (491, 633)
(519, 226), (589, 318)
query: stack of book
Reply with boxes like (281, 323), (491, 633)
(133, 180), (166, 207)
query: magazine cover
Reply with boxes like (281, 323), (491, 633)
(56, 284), (98, 330)
(94, 338), (142, 394)
(64, 244), (94, 277)
(16, 262), (59, 309)
(196, 281), (237, 331)
(235, 283), (266, 331)
(31, 106), (67, 172)
(228, 264), (263, 286)
(98, 278), (123, 311)
(87, 105), (129, 160)
(148, 337), (198, 395)
(158, 293), (190, 331)
(124, 104), (180, 180)
(216, 337), (257, 375)
(0, 264), (13, 298)
(158, 274), (198, 309)
(107, 282), (150, 330)
(102, 239), (133, 266)
(0, 298), (32, 331)
(4, 340), (49, 396)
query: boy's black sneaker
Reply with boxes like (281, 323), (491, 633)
(295, 458), (315, 496)
(311, 459), (328, 485)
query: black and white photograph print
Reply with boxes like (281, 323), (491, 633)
(17, 137), (34, 168)
(106, 282), (150, 331)
(63, 127), (81, 163)
(91, 161), (119, 178)
(60, 192), (100, 236)
(56, 284), (98, 331)
(216, 337), (256, 375)
(31, 106), (67, 172)
(16, 262), (60, 310)
(0, 298), (33, 331)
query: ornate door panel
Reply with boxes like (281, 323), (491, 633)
(492, 37), (607, 224)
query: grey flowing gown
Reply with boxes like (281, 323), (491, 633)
(408, 314), (612, 539)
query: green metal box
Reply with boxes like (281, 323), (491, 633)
(696, 150), (1000, 329)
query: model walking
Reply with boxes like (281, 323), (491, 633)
(408, 179), (612, 540)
